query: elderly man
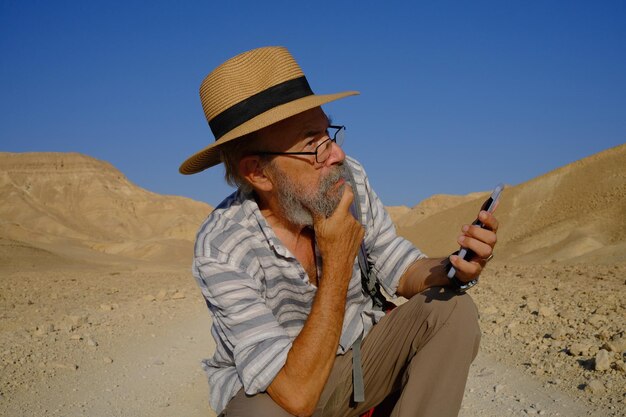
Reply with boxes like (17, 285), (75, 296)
(180, 46), (498, 417)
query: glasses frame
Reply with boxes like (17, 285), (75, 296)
(254, 125), (345, 164)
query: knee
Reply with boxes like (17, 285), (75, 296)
(449, 293), (481, 357)
(410, 288), (481, 351)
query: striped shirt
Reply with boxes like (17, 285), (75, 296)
(192, 157), (425, 414)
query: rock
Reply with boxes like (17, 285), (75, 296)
(69, 334), (82, 341)
(156, 289), (169, 301)
(594, 349), (611, 371)
(100, 304), (113, 311)
(86, 337), (98, 347)
(586, 379), (605, 393)
(171, 291), (185, 300)
(526, 299), (539, 313)
(607, 336), (626, 353)
(35, 324), (54, 336)
(586, 314), (604, 328)
(143, 295), (156, 302)
(482, 305), (498, 315)
(50, 362), (78, 370)
(549, 326), (566, 340)
(103, 357), (113, 364)
(152, 358), (164, 366)
(493, 384), (504, 393)
(538, 306), (555, 318)
(67, 314), (89, 327)
(568, 342), (592, 356)
(615, 360), (626, 373)
(507, 325), (521, 337)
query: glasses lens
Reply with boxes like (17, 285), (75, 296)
(334, 126), (345, 147)
(316, 138), (332, 163)
(316, 126), (345, 163)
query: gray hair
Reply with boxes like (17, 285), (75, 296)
(218, 132), (270, 195)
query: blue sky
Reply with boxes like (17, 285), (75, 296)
(1, 1), (625, 207)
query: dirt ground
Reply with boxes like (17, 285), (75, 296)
(1, 261), (624, 417)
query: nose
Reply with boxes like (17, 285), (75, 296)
(325, 140), (345, 166)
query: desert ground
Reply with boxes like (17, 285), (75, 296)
(1, 146), (624, 416)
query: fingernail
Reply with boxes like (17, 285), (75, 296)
(458, 236), (465, 243)
(462, 225), (469, 232)
(479, 211), (488, 220)
(450, 255), (458, 262)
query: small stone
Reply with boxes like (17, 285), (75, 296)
(615, 360), (626, 373)
(69, 334), (82, 341)
(143, 295), (156, 302)
(538, 306), (555, 318)
(171, 292), (185, 300)
(103, 357), (113, 364)
(549, 327), (566, 340)
(50, 362), (78, 370)
(67, 314), (89, 327)
(586, 379), (605, 393)
(586, 314), (604, 328)
(607, 337), (626, 353)
(156, 289), (169, 301)
(526, 300), (539, 313)
(35, 324), (54, 336)
(594, 349), (611, 371)
(152, 358), (164, 366)
(568, 343), (591, 356)
(86, 337), (98, 347)
(493, 384), (504, 393)
(482, 305), (498, 315)
(100, 304), (113, 311)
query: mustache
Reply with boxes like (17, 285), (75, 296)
(319, 163), (346, 192)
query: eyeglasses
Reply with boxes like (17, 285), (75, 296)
(254, 125), (345, 164)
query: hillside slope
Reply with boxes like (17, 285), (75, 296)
(0, 152), (212, 265)
(397, 144), (626, 264)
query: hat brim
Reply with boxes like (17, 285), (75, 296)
(179, 90), (359, 175)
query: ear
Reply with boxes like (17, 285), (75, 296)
(240, 156), (273, 192)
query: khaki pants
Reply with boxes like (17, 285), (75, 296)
(221, 287), (481, 417)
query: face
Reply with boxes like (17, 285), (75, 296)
(257, 107), (347, 226)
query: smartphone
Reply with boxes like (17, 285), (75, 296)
(447, 183), (504, 279)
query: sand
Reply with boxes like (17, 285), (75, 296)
(1, 147), (624, 416)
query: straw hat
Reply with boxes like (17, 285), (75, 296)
(179, 46), (359, 174)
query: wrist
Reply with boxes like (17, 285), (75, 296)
(445, 252), (478, 293)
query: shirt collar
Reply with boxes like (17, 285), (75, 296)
(237, 189), (294, 260)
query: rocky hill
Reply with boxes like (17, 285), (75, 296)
(0, 152), (212, 266)
(397, 143), (626, 264)
(2, 145), (624, 266)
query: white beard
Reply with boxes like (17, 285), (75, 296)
(270, 163), (346, 227)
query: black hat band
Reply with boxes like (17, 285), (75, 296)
(209, 76), (313, 140)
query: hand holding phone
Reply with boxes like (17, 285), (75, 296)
(447, 183), (504, 283)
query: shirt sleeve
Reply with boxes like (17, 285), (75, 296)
(194, 256), (292, 395)
(348, 158), (426, 296)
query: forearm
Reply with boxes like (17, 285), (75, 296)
(396, 257), (450, 298)
(396, 208), (499, 299)
(267, 268), (350, 416)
